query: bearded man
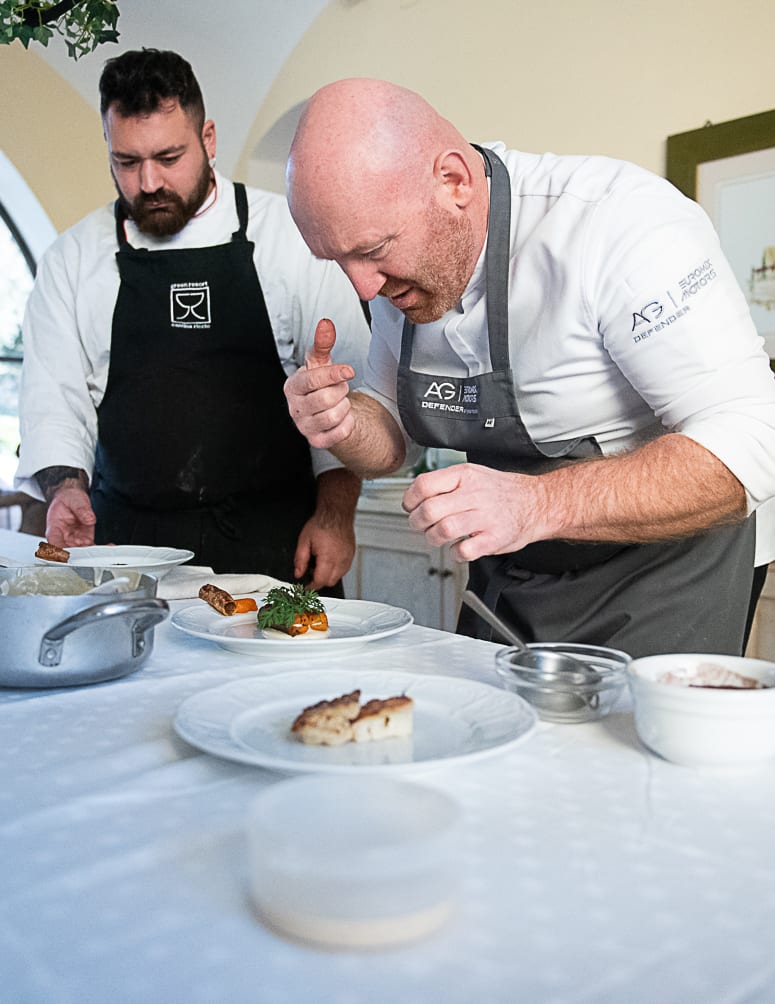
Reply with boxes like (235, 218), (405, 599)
(16, 50), (370, 588)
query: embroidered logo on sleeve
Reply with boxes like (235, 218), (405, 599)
(170, 282), (211, 329)
(677, 259), (717, 300)
(630, 259), (716, 343)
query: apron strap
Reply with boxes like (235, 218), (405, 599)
(400, 144), (513, 372)
(232, 182), (249, 240)
(471, 145), (512, 372)
(114, 200), (133, 251)
(479, 554), (520, 641)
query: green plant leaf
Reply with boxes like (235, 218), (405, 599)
(1, 0), (120, 59)
(257, 585), (326, 630)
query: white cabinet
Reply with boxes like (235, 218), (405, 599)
(746, 564), (775, 659)
(343, 485), (467, 632)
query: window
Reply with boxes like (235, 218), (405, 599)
(0, 204), (33, 486)
(0, 152), (57, 490)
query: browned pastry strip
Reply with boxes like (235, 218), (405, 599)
(199, 583), (237, 616)
(35, 541), (70, 563)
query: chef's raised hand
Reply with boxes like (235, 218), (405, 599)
(45, 486), (97, 548)
(402, 463), (546, 562)
(284, 317), (356, 448)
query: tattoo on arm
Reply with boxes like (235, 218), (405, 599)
(35, 467), (89, 503)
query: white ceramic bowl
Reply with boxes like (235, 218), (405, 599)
(38, 545), (194, 579)
(246, 775), (461, 949)
(627, 653), (775, 767)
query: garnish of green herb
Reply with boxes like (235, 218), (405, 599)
(257, 584), (325, 629)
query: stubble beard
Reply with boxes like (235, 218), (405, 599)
(380, 200), (476, 325)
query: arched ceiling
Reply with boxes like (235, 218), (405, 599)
(34, 0), (330, 176)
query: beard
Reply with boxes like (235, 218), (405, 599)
(379, 199), (476, 324)
(115, 154), (212, 238)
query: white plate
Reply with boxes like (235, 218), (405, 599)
(173, 669), (538, 773)
(170, 597), (413, 657)
(39, 545), (194, 578)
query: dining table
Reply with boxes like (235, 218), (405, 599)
(2, 526), (775, 1004)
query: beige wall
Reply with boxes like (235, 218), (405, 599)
(238, 0), (775, 190)
(3, 1), (774, 227)
(1, 45), (114, 232)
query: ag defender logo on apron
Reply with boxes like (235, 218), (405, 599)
(170, 281), (212, 329)
(421, 379), (480, 416)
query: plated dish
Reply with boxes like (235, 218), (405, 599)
(170, 596), (413, 656)
(173, 669), (538, 773)
(37, 545), (194, 578)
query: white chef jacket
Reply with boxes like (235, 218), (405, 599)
(360, 143), (775, 565)
(16, 172), (370, 499)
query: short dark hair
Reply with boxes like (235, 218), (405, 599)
(99, 48), (205, 128)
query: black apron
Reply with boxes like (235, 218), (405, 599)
(91, 183), (318, 578)
(396, 146), (754, 657)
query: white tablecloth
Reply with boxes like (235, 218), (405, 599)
(2, 530), (775, 1003)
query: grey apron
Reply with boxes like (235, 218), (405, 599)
(396, 145), (754, 658)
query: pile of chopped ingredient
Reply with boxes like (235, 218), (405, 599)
(257, 584), (328, 637)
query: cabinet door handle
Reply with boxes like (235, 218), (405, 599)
(441, 569), (453, 579)
(427, 567), (438, 576)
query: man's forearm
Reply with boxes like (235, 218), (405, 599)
(328, 392), (407, 480)
(313, 467), (362, 526)
(533, 433), (747, 544)
(36, 467), (89, 505)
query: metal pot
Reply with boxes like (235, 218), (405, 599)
(0, 566), (169, 688)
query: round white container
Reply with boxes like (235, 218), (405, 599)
(246, 775), (461, 949)
(627, 653), (775, 767)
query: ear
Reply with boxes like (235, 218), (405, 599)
(202, 119), (216, 160)
(433, 149), (476, 209)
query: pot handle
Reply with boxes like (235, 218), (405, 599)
(38, 598), (170, 668)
